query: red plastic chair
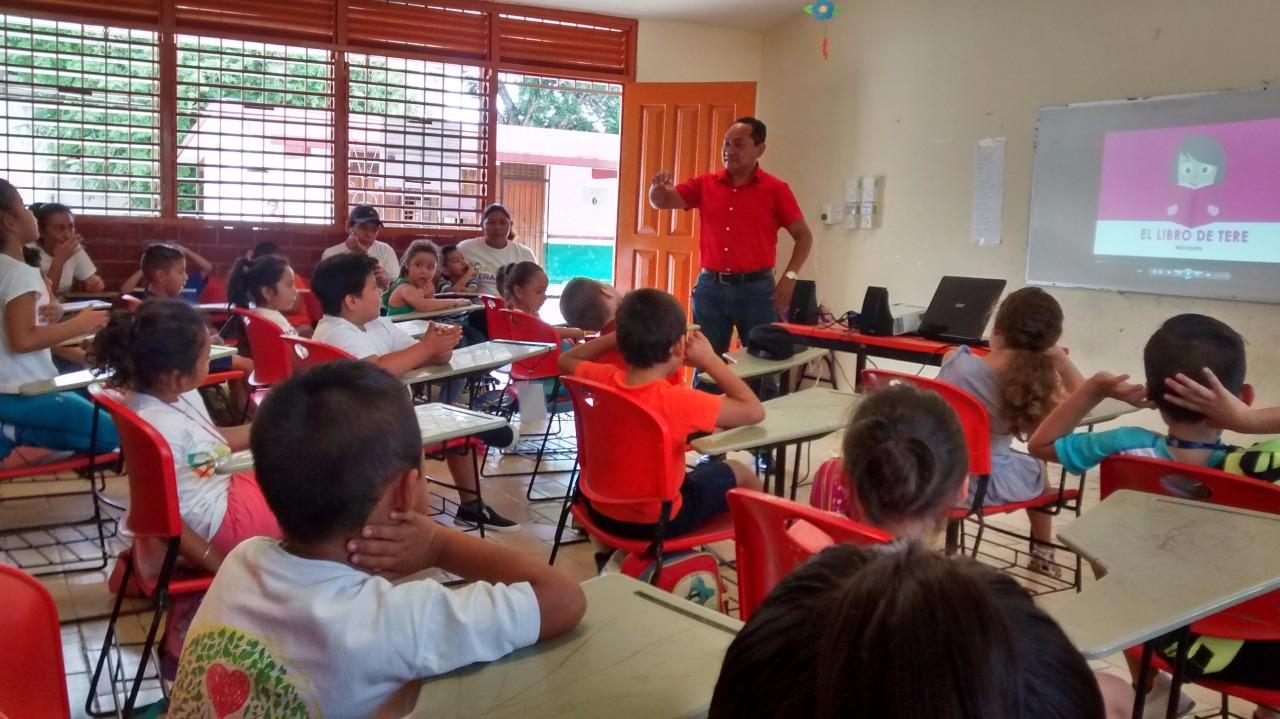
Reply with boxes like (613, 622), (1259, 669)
(0, 450), (119, 576)
(0, 565), (70, 719)
(85, 386), (215, 717)
(1102, 455), (1280, 714)
(119, 293), (143, 309)
(280, 335), (356, 373)
(301, 288), (324, 326)
(232, 308), (293, 388)
(548, 375), (735, 580)
(480, 294), (510, 339)
(860, 369), (1082, 563)
(728, 489), (892, 620)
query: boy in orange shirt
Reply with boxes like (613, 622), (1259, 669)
(558, 288), (764, 542)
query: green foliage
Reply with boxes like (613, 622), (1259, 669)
(497, 84), (619, 134)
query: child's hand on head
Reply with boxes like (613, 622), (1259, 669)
(1088, 371), (1151, 408)
(1164, 368), (1250, 431)
(346, 509), (444, 578)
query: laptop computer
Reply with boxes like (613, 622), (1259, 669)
(916, 276), (1007, 346)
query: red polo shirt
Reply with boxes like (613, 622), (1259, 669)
(675, 165), (804, 273)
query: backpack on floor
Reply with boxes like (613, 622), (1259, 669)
(618, 550), (726, 613)
(1221, 437), (1280, 484)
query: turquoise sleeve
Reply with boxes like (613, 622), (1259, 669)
(1053, 427), (1158, 476)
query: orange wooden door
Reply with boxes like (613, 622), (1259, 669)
(498, 162), (549, 262)
(614, 82), (756, 317)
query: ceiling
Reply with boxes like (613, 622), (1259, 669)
(500, 0), (799, 31)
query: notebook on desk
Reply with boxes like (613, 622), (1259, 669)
(916, 276), (1006, 347)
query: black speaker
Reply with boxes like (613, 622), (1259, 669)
(787, 279), (819, 324)
(857, 286), (893, 336)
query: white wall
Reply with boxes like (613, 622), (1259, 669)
(757, 0), (1280, 433)
(636, 20), (763, 83)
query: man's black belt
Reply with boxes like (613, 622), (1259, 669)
(701, 269), (773, 284)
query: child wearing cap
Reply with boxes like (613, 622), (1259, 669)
(321, 205), (401, 289)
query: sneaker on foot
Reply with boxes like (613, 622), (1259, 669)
(1028, 545), (1063, 580)
(1143, 673), (1195, 719)
(454, 502), (521, 533)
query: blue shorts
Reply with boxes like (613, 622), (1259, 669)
(209, 356), (232, 373)
(585, 460), (736, 540)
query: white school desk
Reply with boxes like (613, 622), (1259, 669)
(215, 403), (507, 474)
(389, 304), (482, 323)
(691, 387), (860, 497)
(399, 340), (553, 386)
(697, 346), (829, 384)
(1081, 398), (1143, 427)
(1050, 490), (1280, 660)
(60, 299), (111, 313)
(17, 344), (238, 396)
(413, 573), (742, 719)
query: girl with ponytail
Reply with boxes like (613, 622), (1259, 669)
(937, 286), (1083, 575)
(226, 254), (305, 336)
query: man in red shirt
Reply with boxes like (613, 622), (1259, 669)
(648, 116), (813, 370)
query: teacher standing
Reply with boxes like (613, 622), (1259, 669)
(648, 116), (813, 366)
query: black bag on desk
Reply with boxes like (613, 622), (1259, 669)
(747, 325), (799, 361)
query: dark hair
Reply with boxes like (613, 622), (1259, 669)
(250, 241), (283, 259)
(251, 360), (422, 544)
(992, 287), (1065, 439)
(0, 179), (24, 243)
(440, 244), (466, 277)
(1173, 134), (1226, 184)
(841, 383), (968, 530)
(481, 203), (516, 240)
(710, 544), (1105, 719)
(733, 116), (767, 145)
(22, 245), (42, 268)
(312, 252), (378, 316)
(140, 243), (184, 278)
(89, 299), (207, 392)
(398, 239), (440, 279)
(560, 277), (611, 331)
(30, 201), (72, 233)
(1145, 313), (1246, 423)
(495, 260), (544, 306)
(615, 288), (686, 369)
(227, 255), (290, 309)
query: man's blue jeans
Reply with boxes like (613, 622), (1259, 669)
(692, 271), (778, 394)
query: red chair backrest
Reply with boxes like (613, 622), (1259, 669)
(562, 375), (683, 507)
(232, 308), (292, 385)
(197, 274), (228, 304)
(88, 386), (182, 541)
(860, 369), (991, 476)
(119, 293), (143, 310)
(280, 336), (355, 373)
(729, 489), (893, 620)
(1100, 455), (1280, 512)
(0, 566), (69, 719)
(500, 309), (561, 381)
(481, 294), (510, 339)
(301, 288), (324, 326)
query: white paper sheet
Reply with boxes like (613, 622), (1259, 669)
(971, 137), (1006, 246)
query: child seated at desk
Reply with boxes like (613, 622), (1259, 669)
(168, 360), (586, 718)
(227, 253), (304, 338)
(0, 179), (116, 464)
(383, 240), (473, 317)
(122, 241), (214, 301)
(1029, 313), (1280, 714)
(559, 276), (620, 334)
(247, 241), (313, 327)
(27, 201), (106, 296)
(498, 261), (586, 342)
(438, 243), (479, 294)
(937, 287), (1084, 576)
(311, 252), (519, 533)
(710, 543), (1131, 719)
(557, 288), (765, 555)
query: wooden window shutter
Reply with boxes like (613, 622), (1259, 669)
(346, 1), (489, 61)
(17, 0), (161, 26)
(172, 0), (335, 42)
(496, 12), (634, 81)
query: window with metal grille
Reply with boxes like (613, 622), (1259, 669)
(347, 53), (488, 229)
(0, 15), (160, 215)
(175, 35), (334, 223)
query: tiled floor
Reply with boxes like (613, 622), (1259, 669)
(1, 415), (1264, 718)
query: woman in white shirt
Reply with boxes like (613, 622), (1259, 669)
(0, 181), (115, 463)
(457, 203), (535, 298)
(27, 202), (106, 296)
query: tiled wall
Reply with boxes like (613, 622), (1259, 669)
(75, 217), (469, 287)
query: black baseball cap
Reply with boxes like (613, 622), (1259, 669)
(347, 205), (382, 227)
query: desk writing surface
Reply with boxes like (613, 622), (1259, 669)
(413, 573), (741, 719)
(691, 388), (859, 455)
(399, 340), (552, 385)
(389, 304), (481, 322)
(61, 299), (111, 313)
(1080, 399), (1142, 427)
(398, 319), (430, 338)
(18, 344), (237, 395)
(215, 404), (507, 474)
(1050, 490), (1280, 658)
(699, 346), (828, 383)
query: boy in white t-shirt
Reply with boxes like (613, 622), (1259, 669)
(169, 360), (586, 718)
(320, 204), (401, 289)
(310, 252), (521, 532)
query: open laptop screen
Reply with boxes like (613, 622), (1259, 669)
(917, 276), (1007, 344)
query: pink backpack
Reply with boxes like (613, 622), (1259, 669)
(810, 457), (852, 515)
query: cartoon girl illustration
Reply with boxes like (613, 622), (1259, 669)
(1167, 134), (1226, 228)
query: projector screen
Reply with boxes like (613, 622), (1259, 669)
(1027, 87), (1280, 303)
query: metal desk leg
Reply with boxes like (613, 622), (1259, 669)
(1166, 628), (1192, 719)
(1132, 641), (1155, 719)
